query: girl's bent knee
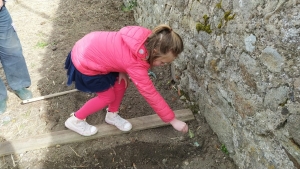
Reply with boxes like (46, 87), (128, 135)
(96, 87), (116, 103)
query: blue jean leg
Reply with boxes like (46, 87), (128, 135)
(0, 7), (31, 100)
(0, 77), (6, 100)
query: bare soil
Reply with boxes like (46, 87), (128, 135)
(0, 0), (237, 168)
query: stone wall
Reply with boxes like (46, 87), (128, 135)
(124, 0), (300, 168)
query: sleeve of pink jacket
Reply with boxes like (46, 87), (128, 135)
(126, 66), (175, 123)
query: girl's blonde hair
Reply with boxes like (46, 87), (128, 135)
(145, 24), (184, 66)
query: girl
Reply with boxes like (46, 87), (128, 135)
(64, 24), (188, 136)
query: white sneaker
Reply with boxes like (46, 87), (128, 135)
(65, 113), (98, 136)
(105, 110), (132, 131)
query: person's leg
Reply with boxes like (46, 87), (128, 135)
(2, 26), (32, 91)
(107, 79), (127, 112)
(0, 79), (7, 114)
(105, 80), (132, 131)
(65, 87), (115, 136)
(0, 7), (31, 100)
(0, 7), (11, 113)
(75, 87), (115, 119)
(0, 79), (7, 101)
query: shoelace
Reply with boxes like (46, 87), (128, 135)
(76, 120), (90, 131)
(113, 115), (127, 125)
(73, 116), (87, 127)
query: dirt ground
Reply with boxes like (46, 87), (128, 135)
(0, 0), (237, 168)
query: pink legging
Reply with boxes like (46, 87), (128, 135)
(74, 80), (126, 119)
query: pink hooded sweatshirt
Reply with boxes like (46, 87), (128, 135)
(71, 26), (175, 123)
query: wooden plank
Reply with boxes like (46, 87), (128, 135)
(0, 109), (194, 156)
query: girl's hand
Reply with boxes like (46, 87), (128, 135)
(118, 72), (129, 88)
(169, 118), (188, 133)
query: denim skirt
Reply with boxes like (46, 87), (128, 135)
(64, 52), (118, 93)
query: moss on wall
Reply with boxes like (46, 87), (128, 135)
(195, 1), (235, 33)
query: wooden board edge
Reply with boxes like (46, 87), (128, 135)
(0, 109), (194, 156)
